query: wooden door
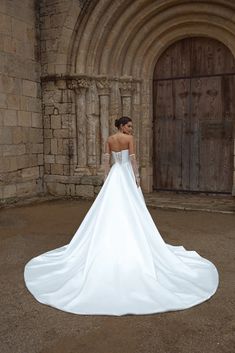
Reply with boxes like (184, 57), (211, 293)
(153, 37), (235, 193)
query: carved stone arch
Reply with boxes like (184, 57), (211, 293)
(46, 0), (235, 195)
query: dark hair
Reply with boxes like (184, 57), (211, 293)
(114, 116), (132, 128)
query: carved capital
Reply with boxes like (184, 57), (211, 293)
(96, 78), (111, 96)
(67, 77), (90, 91)
(119, 80), (136, 97)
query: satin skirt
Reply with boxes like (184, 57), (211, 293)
(24, 158), (219, 315)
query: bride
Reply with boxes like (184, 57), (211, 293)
(24, 116), (219, 316)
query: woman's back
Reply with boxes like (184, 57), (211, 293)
(107, 133), (133, 153)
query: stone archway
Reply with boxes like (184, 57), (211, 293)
(43, 0), (235, 196)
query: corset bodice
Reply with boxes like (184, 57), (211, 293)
(111, 149), (129, 164)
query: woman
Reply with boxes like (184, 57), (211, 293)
(24, 117), (219, 316)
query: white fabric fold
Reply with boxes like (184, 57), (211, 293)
(24, 149), (219, 315)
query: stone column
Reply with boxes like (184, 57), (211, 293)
(96, 78), (110, 165)
(109, 80), (121, 135)
(73, 78), (90, 174)
(86, 82), (100, 169)
(132, 80), (140, 159)
(120, 80), (134, 117)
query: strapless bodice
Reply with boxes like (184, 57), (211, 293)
(111, 149), (129, 164)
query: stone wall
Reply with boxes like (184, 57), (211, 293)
(1, 0), (235, 202)
(40, 0), (81, 76)
(40, 0), (235, 196)
(0, 0), (43, 203)
(42, 75), (140, 198)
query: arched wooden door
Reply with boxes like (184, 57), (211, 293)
(153, 37), (235, 193)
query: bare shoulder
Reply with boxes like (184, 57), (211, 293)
(108, 133), (117, 140)
(125, 134), (135, 143)
(107, 134), (116, 143)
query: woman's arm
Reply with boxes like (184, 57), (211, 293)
(103, 139), (111, 181)
(128, 136), (140, 187)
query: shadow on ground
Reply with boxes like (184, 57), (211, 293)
(0, 199), (234, 353)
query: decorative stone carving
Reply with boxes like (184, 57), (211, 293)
(119, 79), (136, 97)
(67, 77), (91, 90)
(96, 78), (111, 96)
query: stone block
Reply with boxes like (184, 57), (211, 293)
(62, 139), (69, 154)
(3, 36), (17, 55)
(51, 164), (64, 175)
(47, 182), (66, 196)
(63, 165), (70, 175)
(44, 116), (51, 128)
(27, 97), (41, 113)
(51, 115), (61, 129)
(22, 127), (30, 143)
(22, 79), (38, 97)
(0, 157), (9, 172)
(21, 166), (40, 179)
(16, 181), (37, 197)
(3, 110), (17, 126)
(57, 139), (63, 154)
(80, 175), (103, 186)
(12, 127), (23, 144)
(75, 185), (94, 198)
(42, 81), (56, 91)
(18, 111), (31, 126)
(12, 18), (26, 40)
(61, 114), (69, 128)
(31, 143), (43, 154)
(8, 156), (18, 171)
(0, 93), (7, 108)
(28, 154), (38, 167)
(20, 96), (28, 111)
(44, 128), (53, 138)
(29, 128), (43, 143)
(94, 186), (102, 194)
(38, 154), (43, 166)
(53, 129), (69, 138)
(56, 155), (69, 164)
(7, 156), (18, 171)
(44, 155), (55, 163)
(66, 184), (75, 196)
(6, 94), (20, 110)
(51, 139), (57, 154)
(32, 112), (42, 128)
(44, 163), (51, 174)
(0, 76), (19, 94)
(44, 138), (51, 154)
(44, 105), (54, 115)
(17, 155), (30, 169)
(55, 79), (67, 90)
(2, 144), (25, 156)
(0, 126), (12, 144)
(3, 184), (17, 199)
(0, 13), (12, 35)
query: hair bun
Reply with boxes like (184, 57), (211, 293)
(114, 116), (132, 129)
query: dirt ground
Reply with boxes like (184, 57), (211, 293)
(0, 199), (234, 353)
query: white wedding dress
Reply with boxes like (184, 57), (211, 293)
(24, 149), (219, 316)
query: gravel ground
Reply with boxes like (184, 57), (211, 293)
(0, 199), (234, 353)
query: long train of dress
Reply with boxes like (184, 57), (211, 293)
(24, 149), (219, 315)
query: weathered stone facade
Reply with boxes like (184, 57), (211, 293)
(42, 74), (141, 198)
(0, 0), (42, 202)
(1, 0), (235, 202)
